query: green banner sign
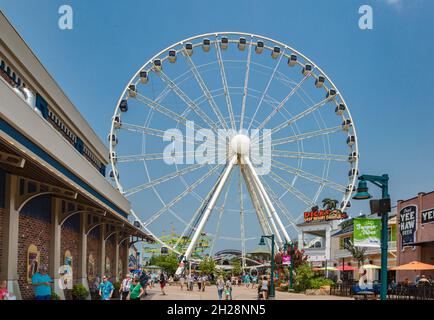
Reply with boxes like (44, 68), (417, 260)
(354, 218), (381, 248)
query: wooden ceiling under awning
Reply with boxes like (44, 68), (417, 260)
(0, 137), (153, 242)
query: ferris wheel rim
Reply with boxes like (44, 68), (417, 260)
(109, 31), (359, 257)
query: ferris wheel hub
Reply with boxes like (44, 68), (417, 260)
(231, 134), (251, 156)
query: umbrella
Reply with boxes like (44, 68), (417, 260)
(313, 267), (337, 271)
(391, 261), (434, 271)
(361, 264), (381, 270)
(336, 265), (355, 271)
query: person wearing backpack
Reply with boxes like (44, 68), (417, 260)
(139, 271), (149, 296)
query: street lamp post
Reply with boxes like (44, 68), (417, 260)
(259, 235), (275, 298)
(353, 174), (390, 300)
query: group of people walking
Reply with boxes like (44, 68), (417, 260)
(179, 273), (210, 292)
(117, 271), (169, 300)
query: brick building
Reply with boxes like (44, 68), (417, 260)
(397, 192), (434, 282)
(0, 11), (152, 299)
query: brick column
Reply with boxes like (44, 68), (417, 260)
(50, 198), (64, 299)
(78, 212), (90, 299)
(99, 223), (106, 277)
(0, 174), (21, 299)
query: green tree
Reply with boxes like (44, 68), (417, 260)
(149, 254), (179, 275)
(294, 263), (315, 292)
(199, 256), (216, 275)
(322, 198), (338, 210)
(231, 259), (242, 276)
(344, 240), (366, 268)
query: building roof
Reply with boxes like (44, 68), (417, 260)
(0, 11), (108, 163)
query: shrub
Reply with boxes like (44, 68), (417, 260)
(294, 264), (314, 292)
(72, 284), (89, 300)
(309, 278), (334, 289)
(293, 264), (335, 292)
(276, 283), (289, 292)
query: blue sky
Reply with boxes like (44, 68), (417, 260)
(1, 0), (434, 251)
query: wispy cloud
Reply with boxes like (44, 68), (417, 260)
(384, 0), (405, 10)
(385, 0), (403, 7)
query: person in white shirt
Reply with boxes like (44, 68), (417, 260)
(119, 274), (131, 300)
(187, 274), (194, 291)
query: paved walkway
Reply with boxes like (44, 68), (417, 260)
(140, 284), (353, 300)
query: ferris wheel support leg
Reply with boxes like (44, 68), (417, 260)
(244, 156), (292, 244)
(244, 163), (283, 246)
(240, 166), (274, 251)
(176, 155), (237, 276)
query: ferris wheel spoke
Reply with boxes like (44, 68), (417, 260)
(271, 159), (347, 193)
(252, 97), (332, 144)
(120, 122), (168, 138)
(271, 125), (342, 147)
(214, 38), (236, 131)
(268, 171), (317, 208)
(134, 91), (204, 132)
(247, 51), (285, 131)
(143, 164), (223, 227)
(219, 236), (257, 241)
(272, 150), (348, 162)
(239, 168), (246, 268)
(256, 74), (310, 132)
(182, 51), (229, 131)
(209, 169), (233, 256)
(119, 122), (205, 147)
(116, 152), (195, 163)
(239, 37), (253, 132)
(155, 70), (218, 131)
(124, 163), (208, 197)
(261, 177), (300, 233)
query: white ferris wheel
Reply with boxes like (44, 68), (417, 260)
(108, 32), (359, 274)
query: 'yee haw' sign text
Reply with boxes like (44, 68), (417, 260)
(400, 205), (417, 246)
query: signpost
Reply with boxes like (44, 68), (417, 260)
(282, 255), (291, 265)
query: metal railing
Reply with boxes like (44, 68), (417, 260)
(388, 284), (434, 300)
(330, 283), (434, 300)
(330, 282), (356, 297)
